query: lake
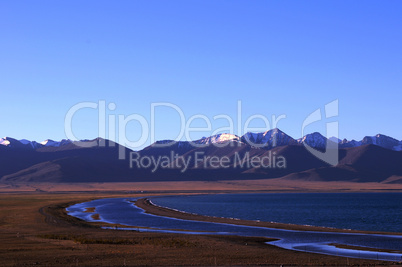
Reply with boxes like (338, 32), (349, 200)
(67, 193), (402, 261)
(151, 193), (402, 233)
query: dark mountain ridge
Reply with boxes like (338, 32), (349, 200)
(1, 130), (401, 184)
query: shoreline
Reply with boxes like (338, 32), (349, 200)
(135, 197), (402, 236)
(65, 196), (402, 261)
(1, 192), (397, 266)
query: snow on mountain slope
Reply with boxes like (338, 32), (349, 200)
(151, 134), (240, 149)
(0, 137), (11, 146)
(0, 137), (30, 148)
(0, 137), (74, 149)
(40, 139), (72, 147)
(241, 128), (296, 148)
(2, 131), (402, 152)
(361, 134), (400, 150)
(340, 134), (402, 151)
(297, 132), (328, 149)
(40, 139), (57, 146)
(195, 133), (240, 145)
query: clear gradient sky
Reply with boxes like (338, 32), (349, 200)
(1, 1), (401, 149)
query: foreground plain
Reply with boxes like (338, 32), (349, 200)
(1, 182), (402, 266)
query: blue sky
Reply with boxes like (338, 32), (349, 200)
(1, 1), (401, 149)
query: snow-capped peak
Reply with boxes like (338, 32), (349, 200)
(0, 137), (40, 149)
(340, 134), (401, 151)
(361, 134), (400, 150)
(41, 139), (57, 146)
(40, 139), (73, 147)
(297, 132), (328, 149)
(1, 131), (402, 152)
(0, 137), (75, 149)
(241, 128), (296, 148)
(0, 137), (11, 146)
(196, 133), (240, 145)
(151, 133), (241, 148)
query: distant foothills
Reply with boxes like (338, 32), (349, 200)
(0, 128), (401, 184)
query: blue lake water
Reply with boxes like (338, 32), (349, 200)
(151, 193), (402, 233)
(67, 193), (402, 262)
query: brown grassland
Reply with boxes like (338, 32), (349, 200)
(0, 181), (402, 266)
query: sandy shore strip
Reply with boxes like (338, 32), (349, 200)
(328, 243), (402, 254)
(135, 197), (402, 235)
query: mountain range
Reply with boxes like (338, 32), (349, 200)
(0, 129), (401, 184)
(2, 129), (402, 151)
